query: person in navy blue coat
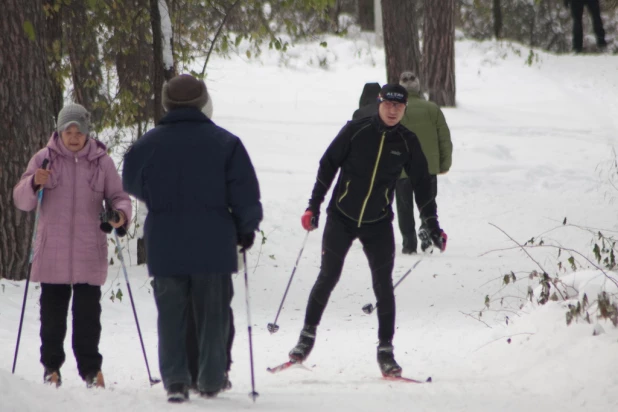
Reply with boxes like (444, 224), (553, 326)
(122, 74), (262, 402)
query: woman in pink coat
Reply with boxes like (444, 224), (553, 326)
(13, 104), (132, 389)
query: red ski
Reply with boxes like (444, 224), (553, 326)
(267, 360), (299, 373)
(383, 375), (432, 384)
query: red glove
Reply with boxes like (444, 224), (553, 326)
(301, 210), (318, 231)
(436, 231), (448, 252)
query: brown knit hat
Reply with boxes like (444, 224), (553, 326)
(162, 74), (209, 111)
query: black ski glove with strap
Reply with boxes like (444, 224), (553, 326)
(238, 232), (256, 252)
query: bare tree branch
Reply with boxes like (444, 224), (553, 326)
(473, 332), (535, 352)
(459, 311), (492, 328)
(201, 0), (242, 77)
(487, 223), (618, 292)
(489, 223), (549, 277)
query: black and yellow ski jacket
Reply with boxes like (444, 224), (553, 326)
(308, 114), (438, 228)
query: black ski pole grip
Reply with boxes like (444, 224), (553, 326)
(115, 226), (127, 238)
(41, 159), (49, 170)
(108, 210), (128, 237)
(100, 221), (113, 234)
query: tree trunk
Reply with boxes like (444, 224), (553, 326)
(43, 1), (64, 118)
(63, 1), (106, 127)
(381, 0), (421, 84)
(0, 0), (54, 280)
(422, 0), (456, 107)
(141, 0), (176, 265)
(113, 0), (153, 129)
(374, 0), (383, 43)
(150, 0), (175, 124)
(493, 0), (503, 39)
(318, 0), (342, 33)
(358, 0), (374, 31)
(151, 0), (164, 124)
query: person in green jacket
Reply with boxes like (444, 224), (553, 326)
(396, 71), (452, 253)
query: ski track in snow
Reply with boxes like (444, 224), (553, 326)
(1, 38), (618, 411)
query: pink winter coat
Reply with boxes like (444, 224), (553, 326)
(13, 134), (132, 286)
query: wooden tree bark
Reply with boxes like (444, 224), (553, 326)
(318, 0), (342, 33)
(63, 1), (106, 127)
(358, 0), (374, 31)
(140, 0), (176, 265)
(151, 0), (175, 124)
(422, 0), (456, 106)
(151, 0), (165, 124)
(43, 1), (64, 118)
(0, 0), (54, 280)
(493, 0), (503, 39)
(113, 0), (154, 131)
(381, 0), (421, 84)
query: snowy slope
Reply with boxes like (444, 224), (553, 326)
(1, 36), (617, 412)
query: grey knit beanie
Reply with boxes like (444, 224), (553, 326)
(399, 71), (421, 95)
(57, 103), (91, 135)
(162, 74), (209, 111)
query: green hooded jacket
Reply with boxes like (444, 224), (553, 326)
(399, 91), (452, 177)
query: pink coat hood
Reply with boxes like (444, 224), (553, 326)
(13, 134), (132, 286)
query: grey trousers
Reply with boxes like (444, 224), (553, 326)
(153, 274), (231, 393)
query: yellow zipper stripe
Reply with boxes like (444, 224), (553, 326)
(357, 132), (386, 227)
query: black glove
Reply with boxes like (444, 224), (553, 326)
(419, 223), (447, 253)
(237, 232), (256, 251)
(99, 208), (126, 237)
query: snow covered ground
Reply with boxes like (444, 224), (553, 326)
(1, 35), (618, 411)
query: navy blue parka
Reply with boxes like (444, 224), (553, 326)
(122, 107), (262, 276)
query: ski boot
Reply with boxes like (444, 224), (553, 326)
(377, 341), (402, 377)
(418, 228), (432, 252)
(167, 383), (189, 403)
(85, 370), (105, 389)
(43, 368), (61, 388)
(289, 325), (316, 362)
(402, 236), (418, 255)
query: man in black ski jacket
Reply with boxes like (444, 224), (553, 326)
(289, 84), (445, 377)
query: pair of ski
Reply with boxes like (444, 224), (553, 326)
(267, 360), (432, 384)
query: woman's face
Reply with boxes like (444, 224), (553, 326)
(60, 124), (87, 152)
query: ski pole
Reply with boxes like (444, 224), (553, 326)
(361, 258), (423, 315)
(13, 158), (48, 374)
(113, 229), (161, 386)
(242, 250), (259, 402)
(267, 231), (310, 334)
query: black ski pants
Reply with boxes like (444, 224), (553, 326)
(570, 0), (606, 52)
(304, 213), (396, 342)
(39, 283), (103, 379)
(395, 175), (438, 251)
(186, 284), (235, 386)
(153, 274), (231, 393)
